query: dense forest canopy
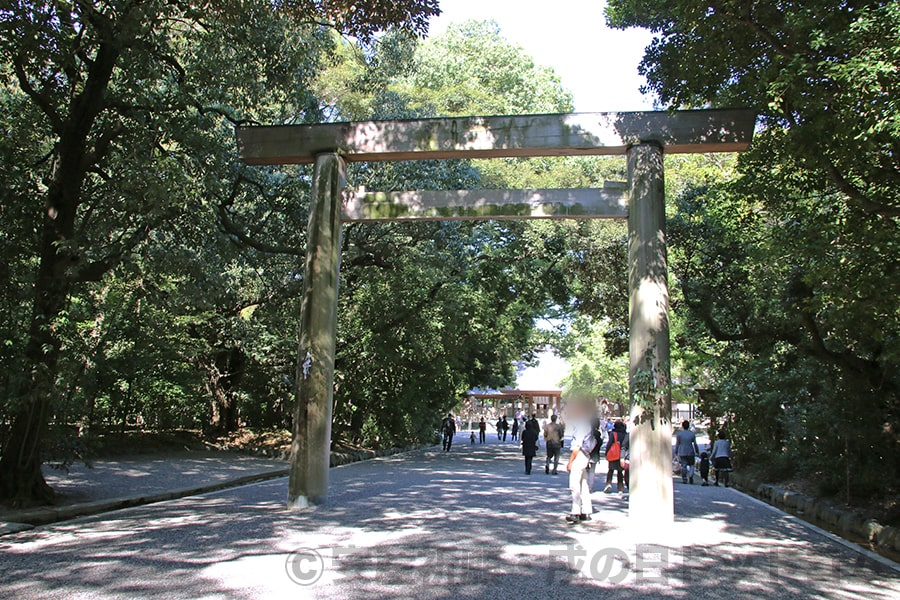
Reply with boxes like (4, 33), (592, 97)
(607, 0), (900, 499)
(0, 0), (447, 504)
(1, 0), (897, 508)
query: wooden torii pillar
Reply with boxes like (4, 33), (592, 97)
(236, 109), (755, 520)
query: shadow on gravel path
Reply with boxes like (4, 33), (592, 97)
(0, 435), (897, 600)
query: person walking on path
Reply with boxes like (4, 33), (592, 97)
(711, 430), (734, 487)
(587, 417), (603, 488)
(675, 420), (700, 484)
(441, 413), (456, 452)
(478, 418), (486, 444)
(603, 420), (629, 493)
(543, 414), (564, 475)
(500, 416), (510, 441)
(510, 418), (519, 442)
(699, 451), (711, 486)
(521, 420), (539, 474)
(565, 400), (598, 523)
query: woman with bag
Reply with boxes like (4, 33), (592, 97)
(603, 420), (629, 494)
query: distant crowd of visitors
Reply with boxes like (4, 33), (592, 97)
(439, 406), (735, 523)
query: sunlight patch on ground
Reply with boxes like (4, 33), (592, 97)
(203, 524), (435, 593)
(200, 552), (308, 595)
(520, 508), (828, 589)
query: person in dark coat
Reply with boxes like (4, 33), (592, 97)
(521, 421), (539, 474)
(440, 413), (456, 451)
(511, 418), (519, 441)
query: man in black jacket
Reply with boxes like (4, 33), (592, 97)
(441, 413), (456, 451)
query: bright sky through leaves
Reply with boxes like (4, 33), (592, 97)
(428, 0), (655, 112)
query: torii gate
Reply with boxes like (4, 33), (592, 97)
(236, 109), (755, 525)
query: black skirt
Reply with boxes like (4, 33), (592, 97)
(713, 456), (733, 471)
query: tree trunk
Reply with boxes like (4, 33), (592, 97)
(0, 27), (124, 505)
(0, 228), (74, 506)
(206, 347), (246, 434)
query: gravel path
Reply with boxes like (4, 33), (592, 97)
(37, 451), (288, 504)
(0, 435), (897, 599)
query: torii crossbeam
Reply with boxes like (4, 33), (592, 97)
(236, 109), (756, 527)
(238, 109), (754, 164)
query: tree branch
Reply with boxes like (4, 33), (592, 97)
(715, 4), (805, 59)
(798, 309), (893, 393)
(82, 122), (125, 171)
(824, 161), (900, 219)
(217, 177), (305, 256)
(70, 223), (152, 283)
(193, 103), (260, 127)
(12, 56), (64, 133)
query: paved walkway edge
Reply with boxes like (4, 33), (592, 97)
(1, 468), (290, 532)
(0, 444), (430, 536)
(732, 473), (900, 558)
(735, 486), (900, 574)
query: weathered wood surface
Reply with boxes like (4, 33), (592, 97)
(237, 109), (756, 165)
(288, 153), (344, 509)
(341, 186), (629, 221)
(627, 143), (674, 527)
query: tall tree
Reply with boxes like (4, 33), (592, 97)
(0, 0), (439, 506)
(608, 0), (900, 495)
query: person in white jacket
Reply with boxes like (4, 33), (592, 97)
(565, 399), (597, 524)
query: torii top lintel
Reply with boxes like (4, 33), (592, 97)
(236, 109), (756, 166)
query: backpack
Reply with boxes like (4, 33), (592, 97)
(606, 432), (622, 462)
(589, 430), (602, 463)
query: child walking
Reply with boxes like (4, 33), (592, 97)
(699, 451), (710, 486)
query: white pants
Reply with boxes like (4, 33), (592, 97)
(569, 452), (594, 515)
